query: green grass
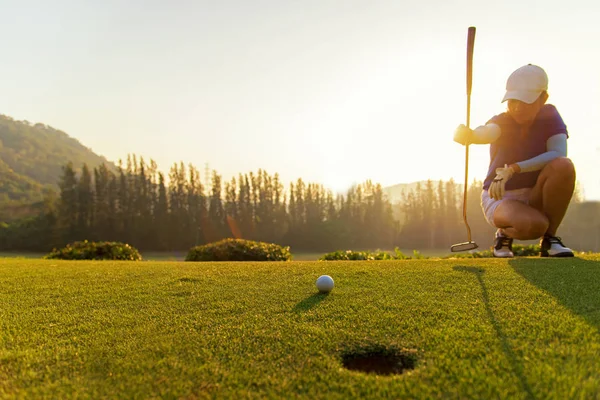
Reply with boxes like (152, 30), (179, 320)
(1, 256), (600, 399)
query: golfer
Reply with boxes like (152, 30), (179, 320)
(454, 64), (575, 258)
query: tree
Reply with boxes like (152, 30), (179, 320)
(168, 162), (188, 250)
(207, 170), (226, 242)
(58, 162), (78, 244)
(93, 163), (112, 240)
(154, 172), (169, 250)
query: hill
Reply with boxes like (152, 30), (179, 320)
(382, 181), (423, 203)
(0, 114), (115, 208)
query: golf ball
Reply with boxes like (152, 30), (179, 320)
(316, 275), (334, 293)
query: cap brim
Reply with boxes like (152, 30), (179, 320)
(502, 90), (541, 104)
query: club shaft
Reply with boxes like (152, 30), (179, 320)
(463, 27), (476, 243)
(463, 145), (472, 242)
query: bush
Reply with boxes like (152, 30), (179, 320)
(319, 250), (394, 261)
(185, 238), (292, 261)
(319, 248), (428, 261)
(44, 240), (142, 261)
(512, 244), (542, 256)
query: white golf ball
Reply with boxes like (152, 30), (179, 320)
(316, 275), (334, 293)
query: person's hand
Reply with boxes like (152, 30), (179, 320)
(453, 124), (473, 145)
(489, 164), (516, 200)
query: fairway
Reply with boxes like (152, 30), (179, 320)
(1, 256), (600, 399)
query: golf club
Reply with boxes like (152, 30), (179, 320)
(451, 26), (479, 252)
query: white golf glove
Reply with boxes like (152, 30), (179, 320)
(488, 164), (515, 200)
(453, 124), (474, 145)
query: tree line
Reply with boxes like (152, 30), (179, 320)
(1, 154), (598, 254)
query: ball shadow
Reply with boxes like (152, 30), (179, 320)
(292, 292), (330, 313)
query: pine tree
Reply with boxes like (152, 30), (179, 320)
(237, 173), (253, 239)
(207, 170), (226, 242)
(272, 173), (287, 242)
(107, 170), (118, 241)
(135, 157), (152, 246)
(155, 172), (169, 250)
(93, 163), (112, 240)
(168, 162), (188, 250)
(187, 164), (206, 247)
(116, 161), (130, 243)
(224, 177), (240, 239)
(436, 180), (447, 248)
(58, 162), (78, 244)
(77, 164), (94, 240)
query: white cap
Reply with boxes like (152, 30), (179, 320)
(501, 64), (548, 104)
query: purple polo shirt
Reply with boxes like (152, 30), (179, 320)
(482, 104), (569, 191)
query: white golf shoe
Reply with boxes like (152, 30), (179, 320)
(540, 235), (574, 257)
(493, 231), (514, 258)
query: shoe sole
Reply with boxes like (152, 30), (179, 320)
(540, 251), (574, 257)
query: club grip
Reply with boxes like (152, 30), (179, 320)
(466, 27), (476, 96)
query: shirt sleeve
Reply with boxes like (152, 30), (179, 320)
(539, 104), (569, 139)
(469, 123), (501, 144)
(516, 134), (568, 172)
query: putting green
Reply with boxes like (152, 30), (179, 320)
(1, 256), (599, 398)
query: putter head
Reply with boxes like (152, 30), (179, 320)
(451, 241), (479, 252)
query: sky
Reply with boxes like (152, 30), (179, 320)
(1, 0), (599, 200)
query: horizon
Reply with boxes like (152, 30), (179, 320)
(1, 113), (593, 204)
(2, 0), (599, 200)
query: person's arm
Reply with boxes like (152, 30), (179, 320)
(454, 123), (500, 145)
(470, 123), (501, 144)
(508, 134), (568, 173)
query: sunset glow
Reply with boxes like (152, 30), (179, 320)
(1, 0), (598, 199)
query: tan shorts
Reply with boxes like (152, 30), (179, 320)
(480, 188), (532, 228)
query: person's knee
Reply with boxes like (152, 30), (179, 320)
(548, 157), (575, 178)
(514, 215), (549, 240)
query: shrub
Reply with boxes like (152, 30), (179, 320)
(185, 238), (292, 261)
(512, 244), (542, 256)
(44, 240), (142, 261)
(319, 250), (393, 261)
(319, 248), (428, 261)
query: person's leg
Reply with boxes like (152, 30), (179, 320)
(528, 157), (576, 257)
(482, 189), (546, 257)
(481, 190), (514, 257)
(485, 157), (575, 257)
(492, 199), (549, 240)
(528, 157), (576, 236)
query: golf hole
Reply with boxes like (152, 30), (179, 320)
(340, 344), (418, 376)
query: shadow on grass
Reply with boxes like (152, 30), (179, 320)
(293, 293), (330, 313)
(509, 257), (600, 331)
(453, 266), (534, 400)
